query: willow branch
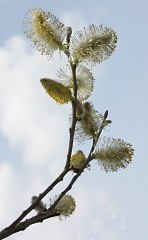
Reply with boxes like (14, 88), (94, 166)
(47, 110), (108, 213)
(0, 212), (59, 240)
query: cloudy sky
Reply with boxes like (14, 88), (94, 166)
(0, 0), (148, 240)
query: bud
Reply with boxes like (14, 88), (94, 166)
(70, 150), (88, 173)
(31, 196), (46, 213)
(66, 27), (72, 44)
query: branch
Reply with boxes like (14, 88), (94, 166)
(47, 110), (108, 213)
(0, 212), (59, 240)
(0, 168), (70, 239)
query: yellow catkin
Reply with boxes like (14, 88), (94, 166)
(70, 150), (87, 172)
(40, 78), (72, 104)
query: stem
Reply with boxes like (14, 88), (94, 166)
(94, 110), (108, 148)
(0, 212), (59, 240)
(64, 63), (77, 170)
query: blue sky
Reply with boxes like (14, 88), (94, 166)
(0, 1), (148, 240)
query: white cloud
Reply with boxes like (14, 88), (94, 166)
(0, 163), (13, 222)
(0, 35), (70, 167)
